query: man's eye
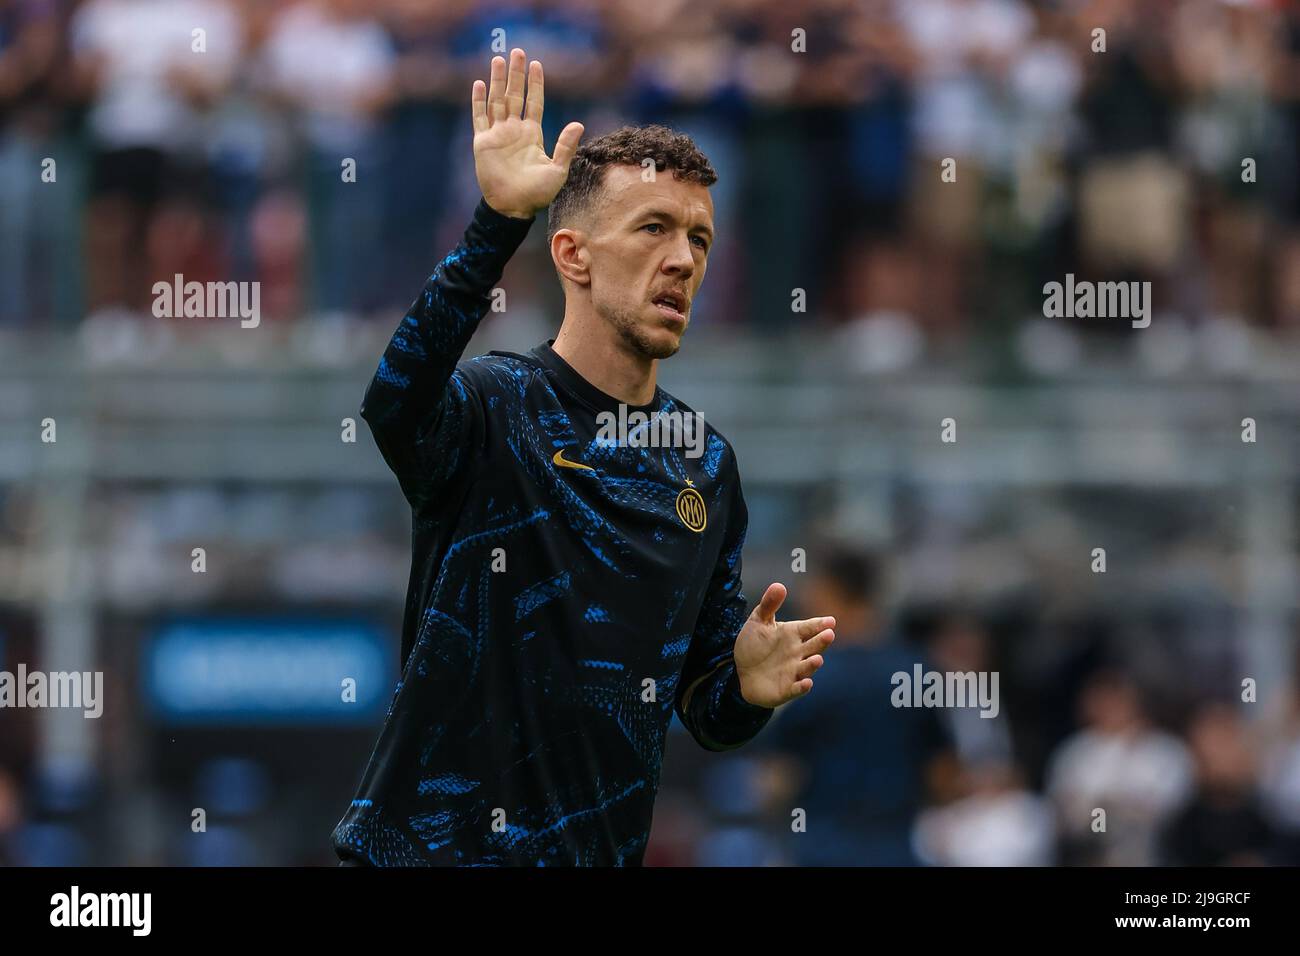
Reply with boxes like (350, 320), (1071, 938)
(643, 223), (663, 234)
(692, 236), (708, 250)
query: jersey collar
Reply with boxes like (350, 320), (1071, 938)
(527, 340), (663, 417)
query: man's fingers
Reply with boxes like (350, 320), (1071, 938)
(796, 655), (825, 681)
(795, 615), (836, 640)
(504, 48), (527, 119)
(524, 59), (544, 125)
(754, 582), (787, 624)
(801, 627), (835, 657)
(471, 79), (489, 133)
(551, 121), (584, 170)
(791, 677), (814, 698)
(486, 54), (506, 123)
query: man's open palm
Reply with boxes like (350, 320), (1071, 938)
(734, 583), (836, 708)
(471, 48), (584, 221)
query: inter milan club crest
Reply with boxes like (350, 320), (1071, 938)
(675, 478), (707, 533)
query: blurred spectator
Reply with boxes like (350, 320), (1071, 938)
(1046, 669), (1193, 865)
(1256, 656), (1300, 865)
(377, 0), (465, 303)
(914, 761), (1055, 866)
(1160, 702), (1277, 865)
(202, 0), (301, 315)
(913, 604), (1015, 769)
(70, 0), (243, 313)
(755, 543), (955, 865)
(0, 0), (68, 325)
(260, 0), (396, 315)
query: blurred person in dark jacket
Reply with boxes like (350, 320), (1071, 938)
(1261, 654), (1300, 865)
(1160, 702), (1277, 866)
(755, 542), (956, 865)
(911, 604), (1014, 770)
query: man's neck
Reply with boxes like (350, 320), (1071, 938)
(552, 320), (658, 407)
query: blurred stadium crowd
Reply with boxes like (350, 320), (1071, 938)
(2, 0), (1300, 867)
(2, 0), (1298, 334)
(647, 544), (1300, 866)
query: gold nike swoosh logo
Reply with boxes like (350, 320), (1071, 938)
(552, 449), (594, 472)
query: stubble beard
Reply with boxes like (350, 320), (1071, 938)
(602, 300), (685, 361)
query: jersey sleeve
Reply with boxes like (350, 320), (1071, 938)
(674, 471), (775, 751)
(360, 197), (534, 507)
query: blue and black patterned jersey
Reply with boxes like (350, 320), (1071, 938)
(331, 197), (774, 866)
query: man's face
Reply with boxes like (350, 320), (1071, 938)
(581, 165), (714, 360)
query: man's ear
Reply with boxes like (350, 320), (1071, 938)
(551, 229), (590, 288)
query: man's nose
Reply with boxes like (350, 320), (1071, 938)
(661, 235), (695, 276)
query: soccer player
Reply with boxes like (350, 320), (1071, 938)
(332, 48), (837, 866)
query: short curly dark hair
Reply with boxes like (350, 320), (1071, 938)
(546, 124), (717, 244)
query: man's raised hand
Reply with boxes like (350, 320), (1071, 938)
(471, 48), (584, 221)
(733, 583), (836, 708)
